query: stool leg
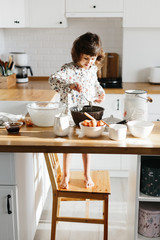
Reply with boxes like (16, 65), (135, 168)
(103, 197), (109, 240)
(51, 194), (58, 240)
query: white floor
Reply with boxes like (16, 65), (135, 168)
(34, 177), (128, 240)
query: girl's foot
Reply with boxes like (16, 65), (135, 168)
(84, 176), (94, 188)
(60, 176), (69, 189)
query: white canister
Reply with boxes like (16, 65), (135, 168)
(54, 113), (70, 137)
(124, 90), (148, 121)
(149, 66), (160, 84)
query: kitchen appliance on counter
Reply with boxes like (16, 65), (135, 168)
(97, 52), (122, 88)
(10, 52), (33, 83)
(15, 65), (33, 83)
(149, 66), (160, 84)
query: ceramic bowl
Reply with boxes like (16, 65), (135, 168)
(127, 120), (154, 138)
(108, 124), (127, 141)
(27, 101), (65, 127)
(70, 105), (104, 126)
(79, 121), (105, 138)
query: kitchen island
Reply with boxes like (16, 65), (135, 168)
(0, 122), (160, 155)
(0, 122), (160, 240)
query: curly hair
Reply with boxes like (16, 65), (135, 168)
(71, 32), (105, 68)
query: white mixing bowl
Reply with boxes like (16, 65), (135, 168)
(127, 120), (154, 138)
(27, 101), (65, 127)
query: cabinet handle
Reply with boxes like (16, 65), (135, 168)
(14, 21), (20, 24)
(93, 5), (96, 8)
(59, 21), (62, 24)
(7, 194), (12, 214)
(117, 99), (120, 111)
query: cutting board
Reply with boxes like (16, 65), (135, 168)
(98, 53), (119, 78)
(107, 53), (119, 78)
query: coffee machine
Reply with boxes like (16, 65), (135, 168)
(15, 65), (33, 83)
(10, 52), (33, 83)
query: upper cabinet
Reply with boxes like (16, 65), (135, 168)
(123, 0), (160, 27)
(0, 0), (26, 28)
(28, 0), (67, 28)
(66, 0), (124, 17)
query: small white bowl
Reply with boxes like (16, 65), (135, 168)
(79, 122), (105, 138)
(108, 124), (127, 141)
(127, 120), (154, 138)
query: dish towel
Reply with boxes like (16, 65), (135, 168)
(0, 112), (25, 127)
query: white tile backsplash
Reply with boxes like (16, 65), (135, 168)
(2, 18), (123, 76)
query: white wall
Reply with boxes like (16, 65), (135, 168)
(0, 29), (5, 56)
(3, 18), (123, 76)
(123, 28), (160, 82)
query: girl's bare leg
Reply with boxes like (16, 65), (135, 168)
(82, 154), (94, 188)
(60, 153), (71, 189)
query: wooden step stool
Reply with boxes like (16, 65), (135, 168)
(44, 153), (111, 240)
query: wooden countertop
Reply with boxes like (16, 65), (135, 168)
(0, 77), (56, 101)
(1, 77), (160, 101)
(0, 121), (160, 155)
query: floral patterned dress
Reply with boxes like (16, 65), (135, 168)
(48, 62), (104, 116)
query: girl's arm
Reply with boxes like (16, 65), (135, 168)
(49, 65), (82, 94)
(49, 69), (71, 94)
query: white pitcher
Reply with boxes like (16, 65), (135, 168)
(54, 113), (70, 137)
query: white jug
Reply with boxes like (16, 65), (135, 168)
(54, 113), (70, 137)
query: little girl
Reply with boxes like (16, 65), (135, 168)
(49, 32), (105, 189)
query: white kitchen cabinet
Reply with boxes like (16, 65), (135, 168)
(28, 0), (67, 28)
(66, 0), (124, 17)
(0, 152), (50, 240)
(148, 94), (160, 121)
(0, 186), (19, 240)
(100, 93), (124, 120)
(123, 0), (160, 27)
(0, 0), (26, 28)
(127, 155), (160, 240)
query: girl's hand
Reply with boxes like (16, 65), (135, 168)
(70, 82), (82, 93)
(94, 93), (105, 103)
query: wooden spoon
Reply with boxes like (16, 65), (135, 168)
(84, 112), (95, 120)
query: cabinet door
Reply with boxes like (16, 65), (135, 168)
(66, 0), (123, 15)
(29, 0), (67, 28)
(0, 186), (18, 240)
(124, 0), (160, 27)
(148, 94), (160, 121)
(0, 154), (15, 185)
(100, 94), (124, 119)
(0, 0), (26, 28)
